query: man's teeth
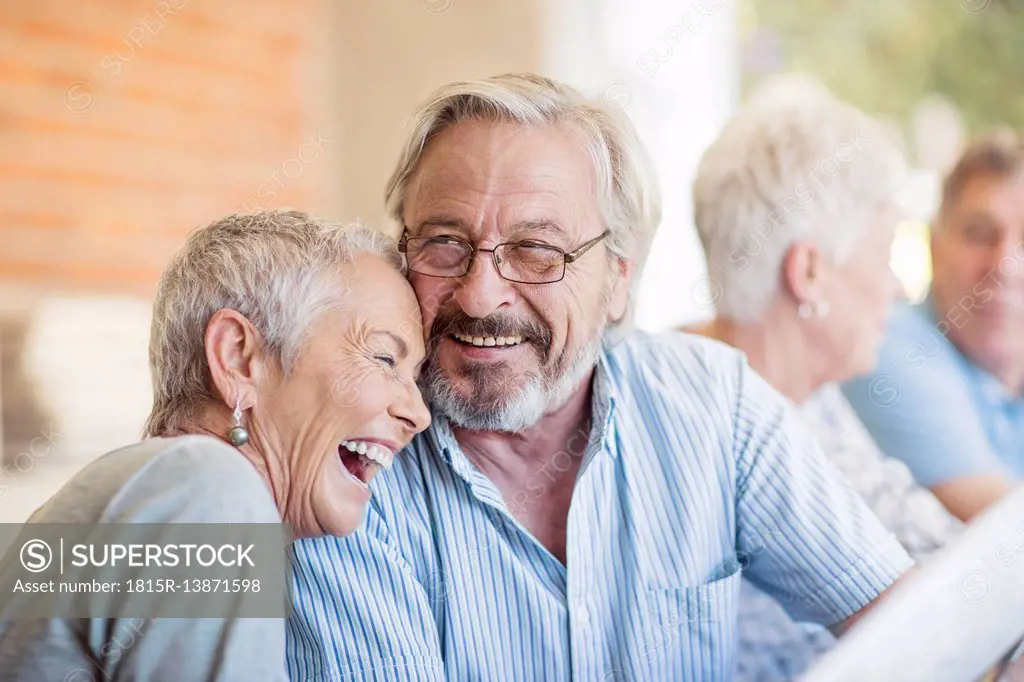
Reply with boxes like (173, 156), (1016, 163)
(340, 440), (394, 470)
(452, 333), (525, 347)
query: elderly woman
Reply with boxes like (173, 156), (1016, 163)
(689, 81), (963, 680)
(0, 210), (430, 680)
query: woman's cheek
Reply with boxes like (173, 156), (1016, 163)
(359, 380), (396, 422)
(330, 361), (378, 413)
(341, 374), (390, 429)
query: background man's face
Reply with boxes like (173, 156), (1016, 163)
(402, 119), (630, 431)
(931, 173), (1024, 380)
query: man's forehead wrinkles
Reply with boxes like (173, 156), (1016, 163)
(405, 125), (599, 241)
(410, 197), (487, 231)
(417, 164), (575, 193)
(412, 175), (575, 216)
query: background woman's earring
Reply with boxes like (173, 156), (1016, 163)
(798, 302), (813, 319)
(815, 301), (831, 318)
(228, 399), (250, 447)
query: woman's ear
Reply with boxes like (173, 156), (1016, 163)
(204, 309), (265, 409)
(781, 241), (827, 306)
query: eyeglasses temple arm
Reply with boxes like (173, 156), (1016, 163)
(563, 230), (611, 263)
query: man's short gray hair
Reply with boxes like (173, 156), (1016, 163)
(693, 77), (907, 321)
(938, 127), (1024, 225)
(143, 209), (403, 437)
(384, 72), (663, 341)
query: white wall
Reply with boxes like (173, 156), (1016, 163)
(542, 0), (740, 331)
(327, 0), (546, 232)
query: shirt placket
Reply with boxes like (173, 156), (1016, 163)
(567, 441), (613, 682)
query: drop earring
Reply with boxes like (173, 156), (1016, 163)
(797, 302), (813, 319)
(228, 398), (250, 447)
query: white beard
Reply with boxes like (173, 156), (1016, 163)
(423, 332), (605, 432)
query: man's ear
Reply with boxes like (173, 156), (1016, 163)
(607, 256), (634, 324)
(204, 309), (266, 409)
(781, 241), (826, 305)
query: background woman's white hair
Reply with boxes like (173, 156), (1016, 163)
(693, 76), (908, 322)
(384, 72), (662, 342)
(143, 209), (402, 437)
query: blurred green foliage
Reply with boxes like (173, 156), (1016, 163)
(741, 0), (1024, 133)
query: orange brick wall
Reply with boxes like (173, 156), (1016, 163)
(0, 0), (336, 296)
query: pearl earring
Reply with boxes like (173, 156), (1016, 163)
(798, 300), (830, 319)
(228, 398), (250, 447)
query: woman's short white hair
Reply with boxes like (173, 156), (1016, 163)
(693, 76), (907, 321)
(384, 72), (662, 341)
(143, 209), (403, 437)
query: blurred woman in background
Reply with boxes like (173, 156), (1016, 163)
(689, 78), (962, 681)
(0, 210), (431, 681)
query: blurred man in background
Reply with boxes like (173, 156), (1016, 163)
(845, 130), (1024, 521)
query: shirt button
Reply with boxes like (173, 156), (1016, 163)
(576, 602), (592, 630)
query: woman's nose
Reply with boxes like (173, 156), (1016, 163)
(391, 385), (432, 436)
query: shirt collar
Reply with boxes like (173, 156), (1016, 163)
(974, 367), (1018, 407)
(592, 347), (620, 459)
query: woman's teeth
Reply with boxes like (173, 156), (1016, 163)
(340, 439), (394, 470)
(452, 334), (525, 347)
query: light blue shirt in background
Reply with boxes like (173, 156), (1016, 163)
(844, 297), (1024, 486)
(287, 332), (912, 681)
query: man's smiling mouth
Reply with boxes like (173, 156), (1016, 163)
(451, 333), (527, 347)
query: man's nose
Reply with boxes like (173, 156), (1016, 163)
(453, 251), (516, 319)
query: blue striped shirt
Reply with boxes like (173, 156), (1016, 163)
(287, 332), (913, 681)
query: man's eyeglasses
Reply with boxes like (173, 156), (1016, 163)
(398, 230), (610, 284)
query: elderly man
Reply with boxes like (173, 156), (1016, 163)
(845, 131), (1024, 522)
(286, 73), (912, 681)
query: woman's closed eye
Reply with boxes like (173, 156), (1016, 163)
(374, 354), (397, 369)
